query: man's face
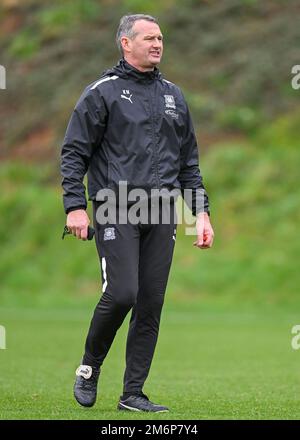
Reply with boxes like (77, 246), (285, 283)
(122, 20), (163, 70)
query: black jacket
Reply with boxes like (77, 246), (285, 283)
(61, 58), (210, 215)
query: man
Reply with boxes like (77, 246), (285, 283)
(61, 14), (214, 413)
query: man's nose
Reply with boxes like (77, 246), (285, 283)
(153, 38), (162, 48)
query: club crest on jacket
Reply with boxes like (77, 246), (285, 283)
(164, 95), (176, 109)
(104, 227), (116, 241)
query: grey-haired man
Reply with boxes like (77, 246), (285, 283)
(61, 14), (214, 413)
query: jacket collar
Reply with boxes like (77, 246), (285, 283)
(105, 58), (162, 82)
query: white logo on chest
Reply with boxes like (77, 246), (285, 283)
(164, 94), (176, 109)
(121, 89), (133, 104)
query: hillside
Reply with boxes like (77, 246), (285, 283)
(1, 0), (299, 163)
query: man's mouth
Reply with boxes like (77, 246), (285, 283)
(150, 51), (160, 57)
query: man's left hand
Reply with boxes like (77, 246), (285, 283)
(193, 212), (214, 249)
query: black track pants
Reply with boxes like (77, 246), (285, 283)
(82, 200), (177, 395)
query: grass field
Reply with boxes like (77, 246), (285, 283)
(1, 302), (299, 420)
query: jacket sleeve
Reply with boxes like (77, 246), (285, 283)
(60, 87), (107, 214)
(178, 92), (210, 216)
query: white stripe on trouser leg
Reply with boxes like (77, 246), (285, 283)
(101, 257), (108, 293)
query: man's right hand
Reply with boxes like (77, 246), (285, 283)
(66, 209), (90, 240)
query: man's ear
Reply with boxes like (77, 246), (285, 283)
(121, 36), (131, 54)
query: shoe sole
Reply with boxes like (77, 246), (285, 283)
(74, 398), (95, 407)
(117, 402), (169, 413)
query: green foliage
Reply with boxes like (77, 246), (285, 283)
(120, 0), (175, 15)
(7, 0), (101, 59)
(256, 111), (300, 150)
(216, 106), (262, 133)
(38, 0), (101, 40)
(121, 0), (160, 14)
(182, 90), (219, 122)
(2, 0), (300, 145)
(8, 29), (41, 59)
(0, 111), (300, 308)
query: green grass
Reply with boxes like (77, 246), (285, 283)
(1, 303), (300, 419)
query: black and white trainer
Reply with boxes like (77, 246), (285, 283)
(73, 364), (100, 407)
(117, 392), (169, 413)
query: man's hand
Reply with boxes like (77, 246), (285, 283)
(66, 209), (90, 241)
(193, 212), (214, 249)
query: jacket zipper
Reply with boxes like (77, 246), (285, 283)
(148, 82), (161, 188)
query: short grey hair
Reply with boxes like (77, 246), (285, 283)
(116, 14), (159, 56)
